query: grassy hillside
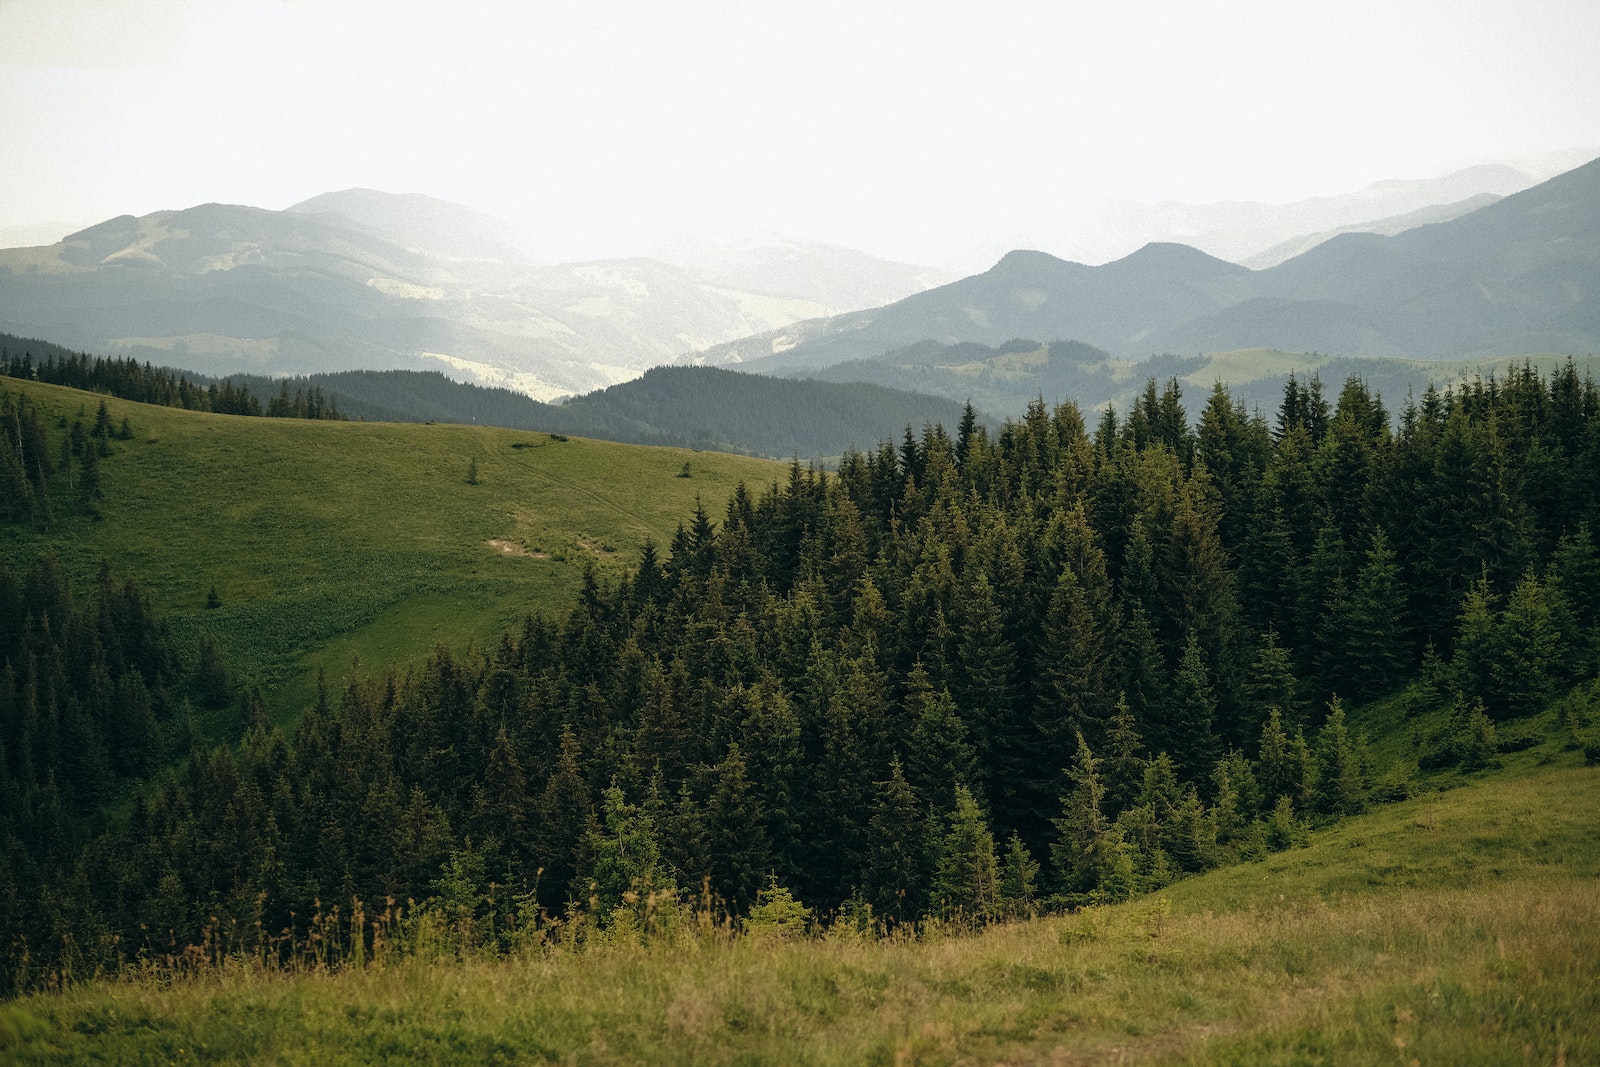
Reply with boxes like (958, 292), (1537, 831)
(2, 707), (1593, 1065)
(4, 332), (974, 461)
(0, 379), (782, 724)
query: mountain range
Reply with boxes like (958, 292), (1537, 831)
(997, 150), (1594, 269)
(695, 155), (1600, 382)
(2, 154), (1597, 411)
(0, 192), (945, 400)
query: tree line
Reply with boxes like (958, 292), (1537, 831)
(1, 384), (139, 527)
(0, 338), (344, 422)
(2, 362), (1598, 992)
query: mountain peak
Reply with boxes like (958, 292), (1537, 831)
(990, 248), (1074, 273)
(63, 215), (140, 244)
(1114, 240), (1243, 266)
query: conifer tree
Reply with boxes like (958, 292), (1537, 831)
(1168, 633), (1221, 777)
(953, 572), (1024, 830)
(1257, 707), (1311, 809)
(1051, 730), (1135, 901)
(1210, 750), (1260, 848)
(1493, 571), (1562, 719)
(582, 784), (677, 927)
(998, 832), (1040, 918)
(1118, 603), (1170, 747)
(1343, 528), (1407, 701)
(861, 756), (929, 923)
(1312, 699), (1365, 816)
(1161, 785), (1215, 873)
(931, 784), (1000, 919)
(1101, 695), (1146, 820)
(903, 664), (977, 811)
(531, 725), (592, 914)
(1034, 566), (1112, 752)
(705, 743), (770, 914)
(1450, 574), (1500, 709)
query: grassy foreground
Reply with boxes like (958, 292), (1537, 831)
(3, 751), (1594, 1065)
(0, 381), (781, 722)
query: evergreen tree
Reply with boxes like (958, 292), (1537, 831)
(930, 784), (1000, 919)
(1256, 708), (1311, 809)
(1244, 628), (1303, 733)
(1167, 632), (1221, 778)
(1451, 573), (1500, 706)
(998, 832), (1040, 918)
(1492, 571), (1562, 720)
(1343, 528), (1408, 701)
(704, 743), (771, 914)
(861, 756), (929, 923)
(903, 664), (977, 811)
(531, 725), (592, 914)
(582, 783), (678, 928)
(1312, 699), (1365, 816)
(952, 572), (1025, 833)
(1101, 695), (1146, 820)
(1050, 731), (1135, 902)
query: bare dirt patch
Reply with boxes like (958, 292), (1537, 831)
(487, 539), (548, 559)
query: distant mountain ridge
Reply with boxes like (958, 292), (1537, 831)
(1011, 156), (1586, 269)
(695, 155), (1600, 377)
(0, 193), (946, 399)
(1240, 192), (1504, 269)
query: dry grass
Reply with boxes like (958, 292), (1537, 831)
(4, 759), (1596, 1065)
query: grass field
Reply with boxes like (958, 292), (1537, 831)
(0, 380), (783, 724)
(1, 722), (1593, 1065)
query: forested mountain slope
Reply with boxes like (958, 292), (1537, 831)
(4, 361), (1597, 994)
(801, 336), (1600, 423)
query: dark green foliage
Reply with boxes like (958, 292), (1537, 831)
(1342, 529), (1407, 701)
(1, 338), (338, 420)
(1168, 633), (1221, 778)
(4, 362), (1600, 992)
(930, 784), (1000, 919)
(581, 784), (676, 926)
(1257, 708), (1312, 810)
(998, 831), (1040, 917)
(861, 756), (931, 924)
(1312, 699), (1366, 817)
(3, 333), (976, 457)
(704, 743), (770, 914)
(1050, 731), (1136, 902)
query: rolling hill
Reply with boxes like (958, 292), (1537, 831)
(0, 377), (784, 720)
(1, 331), (971, 460)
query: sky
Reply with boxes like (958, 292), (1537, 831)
(2, 0), (1599, 267)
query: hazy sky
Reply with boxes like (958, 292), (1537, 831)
(2, 0), (1598, 266)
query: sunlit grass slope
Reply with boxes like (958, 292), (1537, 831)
(3, 740), (1594, 1065)
(0, 381), (782, 722)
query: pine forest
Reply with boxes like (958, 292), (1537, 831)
(2, 363), (1600, 997)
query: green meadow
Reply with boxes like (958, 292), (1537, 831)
(0, 380), (782, 724)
